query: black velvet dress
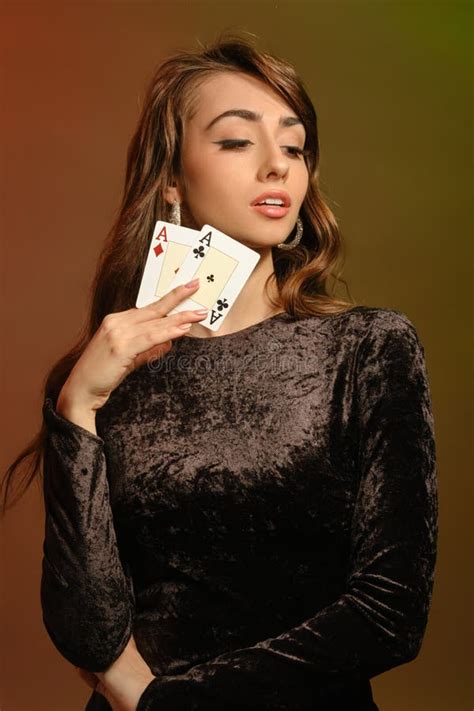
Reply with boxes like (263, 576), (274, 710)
(40, 306), (438, 710)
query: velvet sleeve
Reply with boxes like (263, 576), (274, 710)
(40, 396), (135, 673)
(135, 313), (439, 710)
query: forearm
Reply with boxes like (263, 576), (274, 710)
(41, 395), (134, 671)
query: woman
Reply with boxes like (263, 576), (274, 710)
(1, 32), (438, 711)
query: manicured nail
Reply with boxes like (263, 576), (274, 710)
(184, 278), (200, 288)
(193, 308), (208, 314)
(178, 322), (192, 330)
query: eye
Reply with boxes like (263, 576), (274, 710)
(282, 145), (311, 159)
(213, 140), (310, 160)
(213, 140), (252, 151)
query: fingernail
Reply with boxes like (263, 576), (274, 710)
(193, 308), (208, 314)
(178, 322), (192, 330)
(184, 278), (200, 288)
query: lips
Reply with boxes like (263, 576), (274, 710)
(251, 190), (291, 207)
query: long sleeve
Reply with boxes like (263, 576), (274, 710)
(40, 396), (134, 672)
(135, 313), (439, 710)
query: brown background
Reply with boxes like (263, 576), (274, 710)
(0, 2), (471, 709)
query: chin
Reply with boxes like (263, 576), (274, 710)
(202, 217), (288, 249)
(239, 236), (285, 251)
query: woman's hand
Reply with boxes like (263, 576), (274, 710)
(68, 285), (205, 705)
(76, 634), (156, 711)
(58, 278), (207, 413)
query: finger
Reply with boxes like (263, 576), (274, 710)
(134, 279), (202, 323)
(126, 314), (206, 360)
(99, 306), (207, 368)
(95, 680), (104, 696)
(94, 680), (115, 707)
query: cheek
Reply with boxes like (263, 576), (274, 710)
(182, 153), (242, 204)
(298, 167), (310, 198)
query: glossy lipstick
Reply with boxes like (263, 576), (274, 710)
(251, 204), (290, 218)
(250, 190), (291, 219)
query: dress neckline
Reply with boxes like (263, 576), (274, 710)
(178, 311), (290, 345)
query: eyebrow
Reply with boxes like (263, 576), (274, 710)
(204, 108), (304, 131)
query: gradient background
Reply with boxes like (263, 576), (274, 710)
(0, 2), (472, 710)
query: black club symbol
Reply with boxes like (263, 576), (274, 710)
(206, 274), (215, 283)
(216, 299), (229, 312)
(193, 245), (206, 259)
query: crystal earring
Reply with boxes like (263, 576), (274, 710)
(277, 214), (303, 250)
(170, 200), (181, 226)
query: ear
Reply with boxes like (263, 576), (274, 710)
(164, 184), (184, 205)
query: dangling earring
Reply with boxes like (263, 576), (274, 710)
(277, 215), (303, 250)
(169, 200), (181, 226)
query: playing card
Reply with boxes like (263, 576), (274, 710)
(135, 221), (200, 308)
(166, 223), (261, 332)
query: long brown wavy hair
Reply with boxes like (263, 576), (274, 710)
(1, 29), (357, 517)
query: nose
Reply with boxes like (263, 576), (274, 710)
(256, 138), (289, 182)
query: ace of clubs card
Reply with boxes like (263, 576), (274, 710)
(166, 224), (261, 332)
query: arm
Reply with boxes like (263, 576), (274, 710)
(40, 394), (135, 673)
(134, 312), (439, 710)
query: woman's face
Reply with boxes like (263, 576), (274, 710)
(174, 71), (309, 250)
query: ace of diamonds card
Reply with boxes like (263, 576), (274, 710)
(135, 221), (200, 308)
